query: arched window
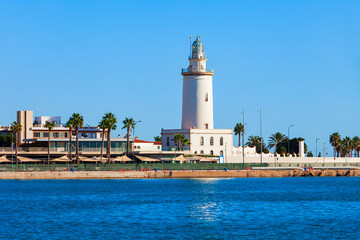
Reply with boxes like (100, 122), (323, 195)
(167, 137), (169, 146)
(200, 150), (204, 154)
(210, 137), (214, 146)
(220, 150), (224, 156)
(200, 136), (204, 146)
(210, 150), (214, 156)
(205, 93), (208, 102)
(194, 151), (197, 154)
(220, 137), (223, 146)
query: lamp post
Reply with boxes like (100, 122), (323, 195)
(241, 109), (245, 168)
(258, 108), (263, 164)
(316, 138), (320, 157)
(287, 124), (294, 156)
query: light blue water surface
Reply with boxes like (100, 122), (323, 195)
(0, 178), (359, 240)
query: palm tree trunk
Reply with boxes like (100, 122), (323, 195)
(107, 129), (111, 163)
(15, 134), (18, 166)
(126, 127), (130, 155)
(69, 128), (72, 161)
(238, 134), (241, 147)
(101, 129), (105, 162)
(76, 128), (79, 164)
(48, 131), (50, 164)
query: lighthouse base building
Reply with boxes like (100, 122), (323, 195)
(161, 37), (233, 157)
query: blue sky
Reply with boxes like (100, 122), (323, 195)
(0, 0), (359, 156)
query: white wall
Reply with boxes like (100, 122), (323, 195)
(225, 156), (360, 164)
(35, 116), (61, 125)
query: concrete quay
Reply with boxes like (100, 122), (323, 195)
(1, 169), (360, 180)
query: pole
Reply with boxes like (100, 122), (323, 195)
(242, 109), (245, 168)
(11, 133), (13, 163)
(323, 143), (326, 166)
(287, 125), (294, 156)
(316, 138), (320, 157)
(259, 108), (262, 164)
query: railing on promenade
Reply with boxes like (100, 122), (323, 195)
(0, 163), (269, 172)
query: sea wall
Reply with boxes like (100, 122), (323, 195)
(1, 169), (360, 180)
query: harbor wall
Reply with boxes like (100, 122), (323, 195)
(1, 169), (360, 180)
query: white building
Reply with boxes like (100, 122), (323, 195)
(161, 37), (233, 156)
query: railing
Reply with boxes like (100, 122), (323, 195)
(0, 163), (269, 172)
(181, 68), (214, 73)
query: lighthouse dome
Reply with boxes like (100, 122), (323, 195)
(192, 38), (203, 53)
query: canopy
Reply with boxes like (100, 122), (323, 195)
(79, 157), (102, 162)
(52, 155), (71, 162)
(170, 155), (189, 162)
(136, 155), (160, 162)
(17, 156), (42, 162)
(195, 156), (217, 162)
(111, 155), (134, 162)
(0, 155), (11, 163)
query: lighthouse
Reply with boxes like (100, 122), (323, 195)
(181, 37), (214, 130)
(161, 36), (233, 156)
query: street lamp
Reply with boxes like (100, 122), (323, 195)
(316, 138), (320, 157)
(258, 108), (263, 164)
(287, 124), (294, 156)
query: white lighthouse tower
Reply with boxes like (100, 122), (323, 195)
(181, 37), (214, 130)
(161, 36), (233, 156)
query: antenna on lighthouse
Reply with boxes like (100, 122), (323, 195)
(189, 36), (192, 57)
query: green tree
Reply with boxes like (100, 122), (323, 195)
(154, 136), (161, 142)
(329, 132), (341, 157)
(268, 132), (286, 154)
(71, 113), (84, 164)
(307, 151), (313, 157)
(44, 121), (55, 164)
(172, 134), (183, 151)
(122, 117), (135, 155)
(104, 113), (117, 163)
(353, 136), (360, 157)
(247, 135), (268, 154)
(234, 123), (245, 147)
(10, 121), (22, 166)
(65, 118), (75, 161)
(180, 135), (190, 151)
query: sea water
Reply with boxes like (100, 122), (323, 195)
(0, 177), (359, 239)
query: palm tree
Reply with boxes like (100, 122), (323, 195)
(329, 132), (341, 157)
(353, 136), (360, 158)
(104, 113), (117, 163)
(98, 118), (107, 162)
(44, 121), (55, 164)
(71, 113), (84, 164)
(342, 137), (352, 157)
(234, 123), (245, 147)
(154, 136), (161, 142)
(268, 132), (286, 154)
(122, 117), (135, 155)
(65, 118), (74, 161)
(180, 136), (190, 151)
(246, 135), (264, 153)
(10, 121), (22, 166)
(172, 134), (183, 151)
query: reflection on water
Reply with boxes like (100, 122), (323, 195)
(0, 178), (360, 239)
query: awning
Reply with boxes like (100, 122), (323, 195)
(170, 155), (189, 161)
(79, 157), (102, 162)
(51, 155), (71, 162)
(0, 155), (11, 163)
(111, 155), (134, 162)
(135, 155), (160, 162)
(17, 156), (42, 162)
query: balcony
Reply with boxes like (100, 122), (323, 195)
(181, 68), (214, 73)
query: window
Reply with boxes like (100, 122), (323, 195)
(200, 150), (204, 154)
(194, 151), (197, 154)
(157, 146), (160, 149)
(205, 93), (208, 102)
(220, 137), (223, 146)
(210, 150), (214, 156)
(44, 133), (49, 138)
(200, 137), (204, 146)
(210, 137), (214, 146)
(167, 137), (170, 146)
(205, 124), (208, 129)
(34, 132), (40, 138)
(220, 150), (224, 156)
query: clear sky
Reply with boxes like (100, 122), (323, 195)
(0, 0), (359, 156)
